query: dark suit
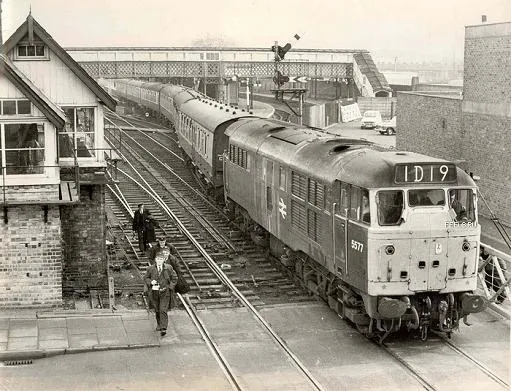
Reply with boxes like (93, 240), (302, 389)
(132, 208), (149, 252)
(144, 264), (177, 331)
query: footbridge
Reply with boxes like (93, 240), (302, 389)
(66, 47), (392, 99)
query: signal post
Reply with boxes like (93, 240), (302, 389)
(271, 38), (308, 125)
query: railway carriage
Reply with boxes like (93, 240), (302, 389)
(176, 98), (254, 194)
(124, 79), (145, 106)
(104, 78), (486, 340)
(139, 82), (164, 114)
(159, 84), (196, 125)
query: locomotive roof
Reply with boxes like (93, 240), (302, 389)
(226, 119), (476, 188)
(180, 98), (255, 130)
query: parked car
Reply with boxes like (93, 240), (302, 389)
(360, 110), (382, 129)
(378, 116), (396, 135)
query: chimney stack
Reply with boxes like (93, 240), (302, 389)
(481, 15), (487, 23)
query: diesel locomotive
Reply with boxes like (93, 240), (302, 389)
(103, 78), (487, 341)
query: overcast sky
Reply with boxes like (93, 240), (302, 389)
(3, 0), (510, 63)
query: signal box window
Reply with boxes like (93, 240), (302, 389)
(59, 107), (95, 158)
(448, 189), (475, 222)
(409, 189), (444, 206)
(1, 123), (45, 175)
(377, 190), (403, 226)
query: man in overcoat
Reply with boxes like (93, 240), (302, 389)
(144, 250), (178, 336)
(132, 203), (149, 252)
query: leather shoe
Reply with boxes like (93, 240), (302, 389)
(160, 329), (167, 337)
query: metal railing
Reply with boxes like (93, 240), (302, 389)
(1, 163), (76, 205)
(478, 244), (510, 311)
(0, 145), (122, 205)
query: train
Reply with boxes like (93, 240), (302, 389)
(101, 78), (487, 342)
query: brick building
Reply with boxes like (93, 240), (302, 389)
(397, 22), (511, 226)
(0, 15), (116, 307)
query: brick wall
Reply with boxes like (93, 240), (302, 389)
(397, 92), (511, 224)
(0, 205), (62, 307)
(461, 112), (511, 222)
(396, 92), (463, 163)
(60, 184), (107, 290)
(3, 184), (60, 203)
(464, 23), (511, 104)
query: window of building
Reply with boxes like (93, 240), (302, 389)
(1, 99), (31, 115)
(16, 44), (47, 59)
(1, 123), (45, 175)
(59, 107), (95, 158)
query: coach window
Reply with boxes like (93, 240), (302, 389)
(376, 190), (404, 225)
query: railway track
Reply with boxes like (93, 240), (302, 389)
(103, 111), (328, 390)
(380, 333), (508, 391)
(103, 110), (313, 310)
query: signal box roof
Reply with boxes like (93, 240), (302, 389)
(3, 15), (116, 110)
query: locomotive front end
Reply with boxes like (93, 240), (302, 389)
(364, 161), (486, 339)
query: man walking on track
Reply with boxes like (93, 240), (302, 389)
(144, 250), (178, 336)
(132, 203), (149, 252)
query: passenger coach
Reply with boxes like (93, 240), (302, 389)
(177, 98), (254, 194)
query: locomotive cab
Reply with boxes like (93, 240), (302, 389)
(332, 158), (486, 340)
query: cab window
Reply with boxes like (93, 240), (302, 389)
(377, 190), (403, 226)
(339, 182), (350, 217)
(409, 189), (444, 206)
(349, 186), (361, 220)
(448, 189), (475, 222)
(361, 189), (370, 224)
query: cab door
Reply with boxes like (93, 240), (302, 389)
(264, 159), (274, 232)
(333, 182), (349, 276)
